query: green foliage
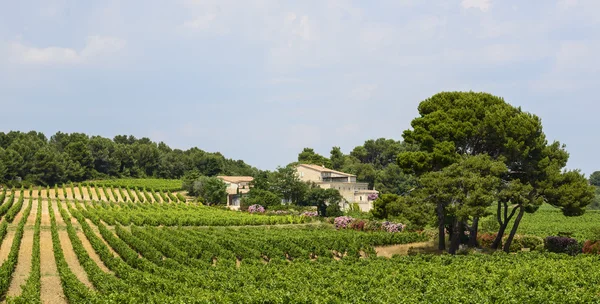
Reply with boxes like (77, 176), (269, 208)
(85, 178), (182, 192)
(304, 187), (343, 216)
(0, 130), (256, 187)
(183, 175), (227, 205)
(371, 194), (434, 229)
(269, 165), (309, 205)
(501, 207), (600, 240)
(242, 189), (282, 209)
(396, 91), (594, 253)
(325, 203), (343, 217)
(78, 200), (314, 227)
(298, 148), (331, 168)
(589, 171), (600, 187)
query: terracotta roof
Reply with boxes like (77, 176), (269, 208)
(217, 176), (254, 183)
(296, 164), (356, 177)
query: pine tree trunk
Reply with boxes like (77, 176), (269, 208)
(491, 224), (506, 250)
(437, 203), (446, 251)
(468, 217), (479, 248)
(492, 202), (519, 250)
(503, 206), (525, 253)
(449, 218), (461, 254)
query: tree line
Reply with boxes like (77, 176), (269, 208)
(0, 131), (256, 186)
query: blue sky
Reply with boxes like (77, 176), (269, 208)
(0, 0), (598, 174)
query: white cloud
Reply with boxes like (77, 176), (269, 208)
(461, 0), (492, 12)
(7, 36), (125, 65)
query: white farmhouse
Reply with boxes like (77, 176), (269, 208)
(295, 164), (378, 212)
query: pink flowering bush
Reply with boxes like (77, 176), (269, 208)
(248, 204), (265, 214)
(367, 193), (379, 201)
(301, 211), (319, 217)
(334, 216), (355, 229)
(381, 221), (405, 233)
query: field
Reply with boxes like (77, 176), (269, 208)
(82, 179), (183, 192)
(0, 185), (598, 303)
(480, 204), (600, 240)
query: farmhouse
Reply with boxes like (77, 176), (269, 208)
(217, 176), (253, 210)
(295, 164), (378, 212)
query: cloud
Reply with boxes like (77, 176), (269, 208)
(7, 36), (125, 65)
(461, 0), (492, 12)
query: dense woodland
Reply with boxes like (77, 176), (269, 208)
(0, 132), (256, 186)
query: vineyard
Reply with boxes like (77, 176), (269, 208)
(81, 179), (183, 192)
(0, 186), (598, 303)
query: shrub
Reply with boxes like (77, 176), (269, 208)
(302, 211), (318, 217)
(479, 217), (500, 233)
(582, 240), (600, 254)
(364, 221), (382, 232)
(519, 235), (544, 249)
(248, 204), (265, 214)
(504, 236), (522, 253)
(326, 204), (343, 217)
(477, 233), (498, 248)
(269, 210), (290, 215)
(349, 220), (366, 231)
(334, 216), (354, 229)
(381, 221), (404, 233)
(544, 236), (581, 255)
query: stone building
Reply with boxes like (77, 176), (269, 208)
(216, 176), (253, 210)
(295, 164), (378, 212)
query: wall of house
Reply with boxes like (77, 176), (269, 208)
(224, 182), (239, 195)
(296, 166), (323, 183)
(309, 182), (372, 205)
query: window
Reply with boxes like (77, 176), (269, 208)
(360, 196), (362, 201)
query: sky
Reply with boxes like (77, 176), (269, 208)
(0, 0), (598, 174)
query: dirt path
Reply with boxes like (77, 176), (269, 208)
(64, 188), (73, 201)
(81, 188), (91, 201)
(6, 199), (38, 297)
(84, 219), (118, 257)
(106, 189), (116, 203)
(50, 201), (96, 287)
(56, 188), (64, 200)
(129, 191), (139, 202)
(122, 190), (133, 202)
(375, 242), (436, 257)
(57, 202), (113, 274)
(114, 189), (124, 203)
(88, 188), (98, 201)
(73, 188), (82, 201)
(40, 199), (67, 304)
(47, 189), (56, 200)
(0, 230), (15, 265)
